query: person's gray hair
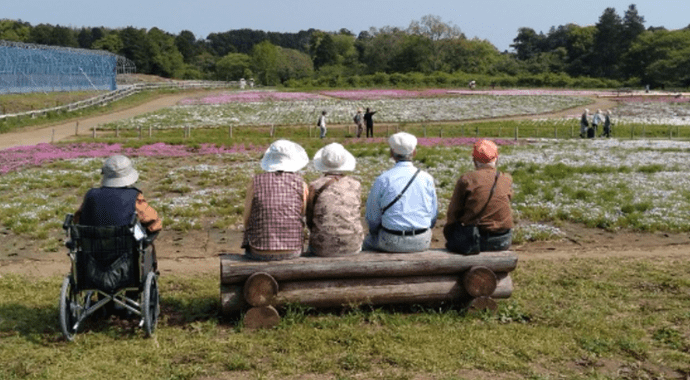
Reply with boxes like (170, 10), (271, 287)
(474, 160), (496, 169)
(393, 152), (414, 161)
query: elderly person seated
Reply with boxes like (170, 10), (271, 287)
(74, 154), (162, 267)
(363, 132), (438, 253)
(307, 143), (364, 257)
(444, 139), (513, 254)
(242, 140), (309, 261)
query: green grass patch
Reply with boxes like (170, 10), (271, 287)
(1, 255), (689, 379)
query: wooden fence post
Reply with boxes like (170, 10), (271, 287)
(92, 127), (96, 139)
(514, 126), (518, 141)
(148, 125), (152, 138)
(229, 125), (233, 138)
(75, 121), (79, 136)
(51, 129), (55, 143)
(138, 126), (142, 139)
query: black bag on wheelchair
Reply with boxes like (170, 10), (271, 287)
(73, 224), (138, 294)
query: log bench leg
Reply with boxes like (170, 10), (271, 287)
(463, 266), (497, 297)
(243, 272), (278, 307)
(243, 305), (281, 329)
(465, 296), (498, 315)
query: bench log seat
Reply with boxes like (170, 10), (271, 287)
(219, 249), (518, 328)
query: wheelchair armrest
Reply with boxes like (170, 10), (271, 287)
(143, 231), (159, 248)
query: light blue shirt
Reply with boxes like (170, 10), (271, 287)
(365, 161), (438, 233)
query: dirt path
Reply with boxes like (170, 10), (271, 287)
(0, 93), (190, 150)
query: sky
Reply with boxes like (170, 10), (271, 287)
(3, 0), (690, 52)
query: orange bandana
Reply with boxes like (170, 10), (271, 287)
(472, 139), (498, 163)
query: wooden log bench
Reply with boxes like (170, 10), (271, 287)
(219, 249), (518, 329)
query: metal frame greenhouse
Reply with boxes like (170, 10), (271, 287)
(0, 40), (135, 94)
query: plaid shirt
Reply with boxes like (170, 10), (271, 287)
(243, 172), (305, 252)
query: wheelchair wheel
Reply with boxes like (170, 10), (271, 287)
(142, 271), (159, 337)
(59, 275), (80, 341)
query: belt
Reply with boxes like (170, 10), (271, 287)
(381, 227), (428, 236)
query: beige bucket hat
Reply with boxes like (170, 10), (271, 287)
(101, 155), (139, 187)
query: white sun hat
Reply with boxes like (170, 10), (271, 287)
(313, 143), (356, 173)
(260, 140), (309, 172)
(101, 155), (139, 188)
(388, 132), (417, 156)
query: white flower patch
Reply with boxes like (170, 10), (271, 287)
(614, 102), (690, 125)
(100, 96), (590, 130)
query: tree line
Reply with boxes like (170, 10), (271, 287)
(1, 5), (689, 89)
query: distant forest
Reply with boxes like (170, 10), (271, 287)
(2, 5), (689, 89)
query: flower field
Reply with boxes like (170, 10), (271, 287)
(2, 134), (689, 250)
(100, 90), (591, 130)
(2, 89), (690, 250)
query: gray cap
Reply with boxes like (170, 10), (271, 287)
(101, 155), (139, 187)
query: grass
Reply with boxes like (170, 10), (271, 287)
(1, 256), (689, 379)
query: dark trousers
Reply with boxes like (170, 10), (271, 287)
(445, 229), (512, 253)
(366, 125), (373, 138)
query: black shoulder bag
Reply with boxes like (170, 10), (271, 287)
(445, 170), (500, 255)
(382, 168), (421, 215)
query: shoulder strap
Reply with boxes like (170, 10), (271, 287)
(469, 170), (501, 224)
(382, 168), (421, 215)
(307, 176), (340, 228)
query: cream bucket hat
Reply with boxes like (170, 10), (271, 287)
(313, 143), (356, 173)
(260, 140), (309, 172)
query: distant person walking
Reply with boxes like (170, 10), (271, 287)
(580, 109), (589, 138)
(592, 109), (603, 136)
(364, 108), (377, 138)
(317, 111), (327, 139)
(602, 110), (613, 138)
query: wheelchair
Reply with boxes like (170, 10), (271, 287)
(59, 213), (159, 341)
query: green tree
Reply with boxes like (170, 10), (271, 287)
(276, 48), (313, 82)
(0, 20), (31, 42)
(511, 27), (546, 60)
(92, 33), (124, 54)
(252, 40), (279, 85)
(310, 32), (338, 70)
(592, 7), (623, 78)
(118, 27), (153, 74)
(389, 34), (433, 73)
(215, 53), (252, 81)
(408, 14), (464, 71)
(175, 30), (200, 64)
(625, 29), (690, 87)
(146, 27), (185, 78)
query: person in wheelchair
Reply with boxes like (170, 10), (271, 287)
(74, 154), (162, 268)
(60, 155), (162, 340)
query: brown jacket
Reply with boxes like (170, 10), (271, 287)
(444, 167), (513, 235)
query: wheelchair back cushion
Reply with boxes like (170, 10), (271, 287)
(75, 225), (138, 293)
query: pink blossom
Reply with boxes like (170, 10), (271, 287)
(0, 142), (265, 174)
(180, 91), (322, 104)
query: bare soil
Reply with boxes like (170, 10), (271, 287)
(1, 92), (684, 280)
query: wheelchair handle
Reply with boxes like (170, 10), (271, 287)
(63, 213), (74, 231)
